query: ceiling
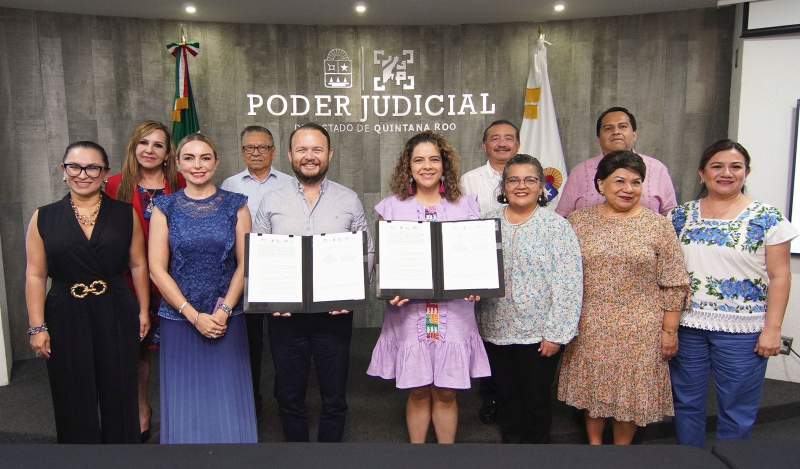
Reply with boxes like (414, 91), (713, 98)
(0, 0), (722, 25)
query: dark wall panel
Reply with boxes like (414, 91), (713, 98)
(0, 7), (734, 358)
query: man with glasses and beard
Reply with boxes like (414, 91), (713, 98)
(221, 125), (288, 422)
(253, 122), (373, 442)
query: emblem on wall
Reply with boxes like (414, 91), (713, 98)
(324, 48), (353, 89)
(373, 50), (415, 91)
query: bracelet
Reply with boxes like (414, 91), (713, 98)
(662, 329), (678, 335)
(178, 301), (189, 315)
(27, 324), (48, 336)
(218, 303), (233, 316)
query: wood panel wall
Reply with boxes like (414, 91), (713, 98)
(0, 6), (734, 359)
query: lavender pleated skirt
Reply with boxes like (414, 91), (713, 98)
(159, 314), (257, 444)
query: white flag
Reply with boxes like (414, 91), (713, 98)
(519, 33), (567, 206)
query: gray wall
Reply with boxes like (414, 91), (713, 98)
(0, 7), (733, 359)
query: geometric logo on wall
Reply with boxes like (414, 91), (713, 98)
(324, 48), (352, 89)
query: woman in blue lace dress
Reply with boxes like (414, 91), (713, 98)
(149, 133), (256, 443)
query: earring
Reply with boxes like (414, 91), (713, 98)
(62, 175), (67, 182)
(439, 177), (446, 195)
(407, 180), (416, 196)
(103, 179), (108, 184)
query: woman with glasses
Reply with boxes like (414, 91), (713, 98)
(367, 131), (490, 444)
(479, 154), (583, 444)
(25, 141), (150, 443)
(557, 151), (690, 445)
(149, 133), (256, 443)
(105, 120), (184, 442)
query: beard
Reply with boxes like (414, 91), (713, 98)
(292, 157), (329, 185)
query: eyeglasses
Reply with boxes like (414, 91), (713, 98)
(242, 144), (274, 154)
(63, 163), (107, 178)
(504, 176), (541, 187)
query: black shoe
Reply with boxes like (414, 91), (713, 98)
(140, 429), (151, 443)
(479, 399), (497, 424)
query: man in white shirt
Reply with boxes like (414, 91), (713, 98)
(460, 119), (520, 424)
(220, 125), (289, 418)
(461, 119), (520, 216)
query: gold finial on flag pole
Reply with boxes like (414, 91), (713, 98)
(179, 24), (187, 44)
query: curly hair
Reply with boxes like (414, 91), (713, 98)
(116, 121), (179, 202)
(388, 131), (462, 202)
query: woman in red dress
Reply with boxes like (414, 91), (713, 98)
(106, 120), (185, 442)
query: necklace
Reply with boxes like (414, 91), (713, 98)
(70, 194), (102, 226)
(139, 184), (164, 216)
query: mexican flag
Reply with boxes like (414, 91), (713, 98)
(167, 40), (200, 143)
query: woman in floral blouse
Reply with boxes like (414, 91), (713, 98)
(669, 139), (797, 447)
(480, 154), (583, 443)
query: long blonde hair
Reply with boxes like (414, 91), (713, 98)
(117, 121), (179, 202)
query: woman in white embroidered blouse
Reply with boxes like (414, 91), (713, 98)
(668, 139), (797, 448)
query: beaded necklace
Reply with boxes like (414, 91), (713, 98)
(70, 194), (102, 226)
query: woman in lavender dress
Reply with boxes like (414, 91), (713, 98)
(367, 131), (490, 444)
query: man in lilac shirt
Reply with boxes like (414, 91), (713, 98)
(555, 106), (677, 217)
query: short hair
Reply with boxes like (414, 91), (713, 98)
(240, 125), (274, 143)
(594, 150), (646, 193)
(595, 106), (638, 137)
(697, 139), (751, 197)
(175, 132), (218, 159)
(482, 119), (520, 143)
(289, 123), (330, 150)
(497, 153), (548, 207)
(63, 141), (110, 168)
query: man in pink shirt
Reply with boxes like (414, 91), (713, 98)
(555, 107), (677, 217)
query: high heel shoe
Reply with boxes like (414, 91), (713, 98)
(140, 429), (151, 443)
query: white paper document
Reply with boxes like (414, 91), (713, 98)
(312, 232), (366, 302)
(247, 234), (303, 303)
(441, 220), (500, 291)
(378, 221), (434, 290)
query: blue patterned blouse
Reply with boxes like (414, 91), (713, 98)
(669, 199), (798, 333)
(479, 207), (583, 345)
(154, 189), (248, 321)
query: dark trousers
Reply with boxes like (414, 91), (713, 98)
(45, 292), (140, 444)
(479, 341), (498, 401)
(246, 313), (265, 402)
(268, 313), (352, 442)
(485, 342), (561, 444)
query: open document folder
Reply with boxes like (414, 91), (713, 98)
(244, 231), (368, 313)
(376, 219), (504, 300)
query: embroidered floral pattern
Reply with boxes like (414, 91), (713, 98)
(668, 199), (798, 333)
(743, 205), (783, 253)
(705, 277), (767, 302)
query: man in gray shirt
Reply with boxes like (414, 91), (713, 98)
(221, 125), (289, 418)
(253, 122), (373, 442)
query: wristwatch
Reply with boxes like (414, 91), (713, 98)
(218, 303), (233, 316)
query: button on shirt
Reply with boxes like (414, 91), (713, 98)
(554, 153), (678, 218)
(221, 167), (290, 216)
(253, 177), (375, 270)
(460, 161), (505, 216)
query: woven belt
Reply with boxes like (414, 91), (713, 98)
(70, 280), (108, 299)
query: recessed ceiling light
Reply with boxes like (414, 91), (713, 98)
(185, 4), (197, 14)
(354, 2), (367, 14)
(554, 3), (565, 12)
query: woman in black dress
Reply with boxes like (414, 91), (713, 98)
(24, 141), (150, 443)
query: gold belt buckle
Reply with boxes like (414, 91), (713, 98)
(70, 280), (108, 299)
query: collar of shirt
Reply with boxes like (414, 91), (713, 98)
(293, 177), (330, 195)
(485, 160), (503, 178)
(243, 168), (278, 184)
